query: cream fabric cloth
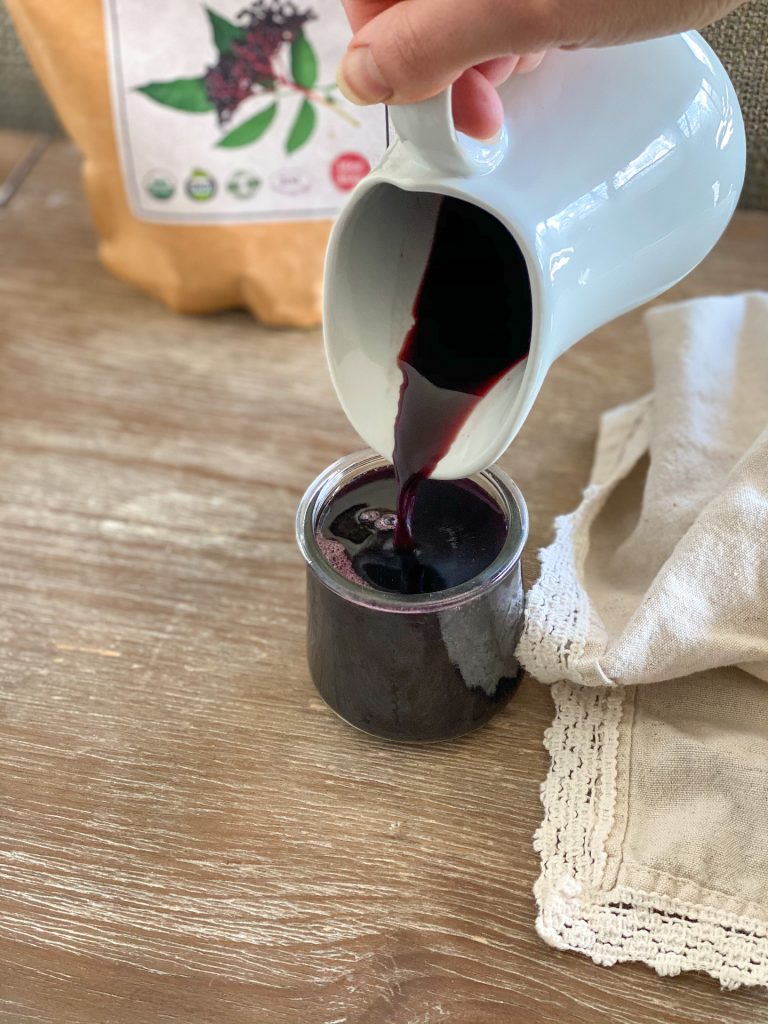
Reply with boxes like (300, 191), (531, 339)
(518, 292), (768, 989)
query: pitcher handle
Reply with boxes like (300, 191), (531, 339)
(388, 87), (508, 177)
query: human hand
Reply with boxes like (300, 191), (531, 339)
(338, 0), (746, 138)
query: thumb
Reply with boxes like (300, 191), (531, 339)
(337, 0), (557, 106)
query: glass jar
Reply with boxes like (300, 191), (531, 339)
(296, 451), (528, 742)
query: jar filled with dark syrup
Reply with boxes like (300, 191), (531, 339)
(297, 452), (528, 742)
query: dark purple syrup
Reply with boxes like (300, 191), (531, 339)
(306, 198), (530, 739)
(310, 466), (525, 741)
(392, 196), (532, 549)
(317, 467), (507, 595)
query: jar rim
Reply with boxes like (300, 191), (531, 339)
(295, 450), (528, 613)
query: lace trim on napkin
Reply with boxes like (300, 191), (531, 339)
(534, 682), (768, 989)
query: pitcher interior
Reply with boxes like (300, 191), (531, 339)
(327, 183), (534, 477)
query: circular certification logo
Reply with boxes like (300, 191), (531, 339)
(185, 169), (217, 202)
(227, 169), (261, 200)
(143, 169), (176, 201)
(331, 152), (371, 191)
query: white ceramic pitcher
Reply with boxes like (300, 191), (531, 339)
(322, 32), (745, 479)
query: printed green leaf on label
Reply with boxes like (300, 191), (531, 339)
(285, 99), (316, 153)
(217, 102), (279, 147)
(135, 7), (351, 148)
(137, 77), (214, 112)
(207, 8), (247, 57)
(290, 32), (318, 89)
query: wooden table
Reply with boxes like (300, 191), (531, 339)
(1, 136), (767, 1024)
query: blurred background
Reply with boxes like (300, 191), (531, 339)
(1, 0), (766, 208)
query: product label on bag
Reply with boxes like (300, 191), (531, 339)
(103, 0), (388, 223)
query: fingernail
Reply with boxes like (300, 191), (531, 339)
(337, 47), (392, 105)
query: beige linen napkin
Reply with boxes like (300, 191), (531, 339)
(518, 292), (768, 989)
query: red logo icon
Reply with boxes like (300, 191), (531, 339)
(331, 152), (371, 192)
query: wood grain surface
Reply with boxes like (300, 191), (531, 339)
(0, 131), (44, 202)
(1, 137), (767, 1024)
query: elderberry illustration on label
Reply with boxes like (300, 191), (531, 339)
(103, 0), (387, 223)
